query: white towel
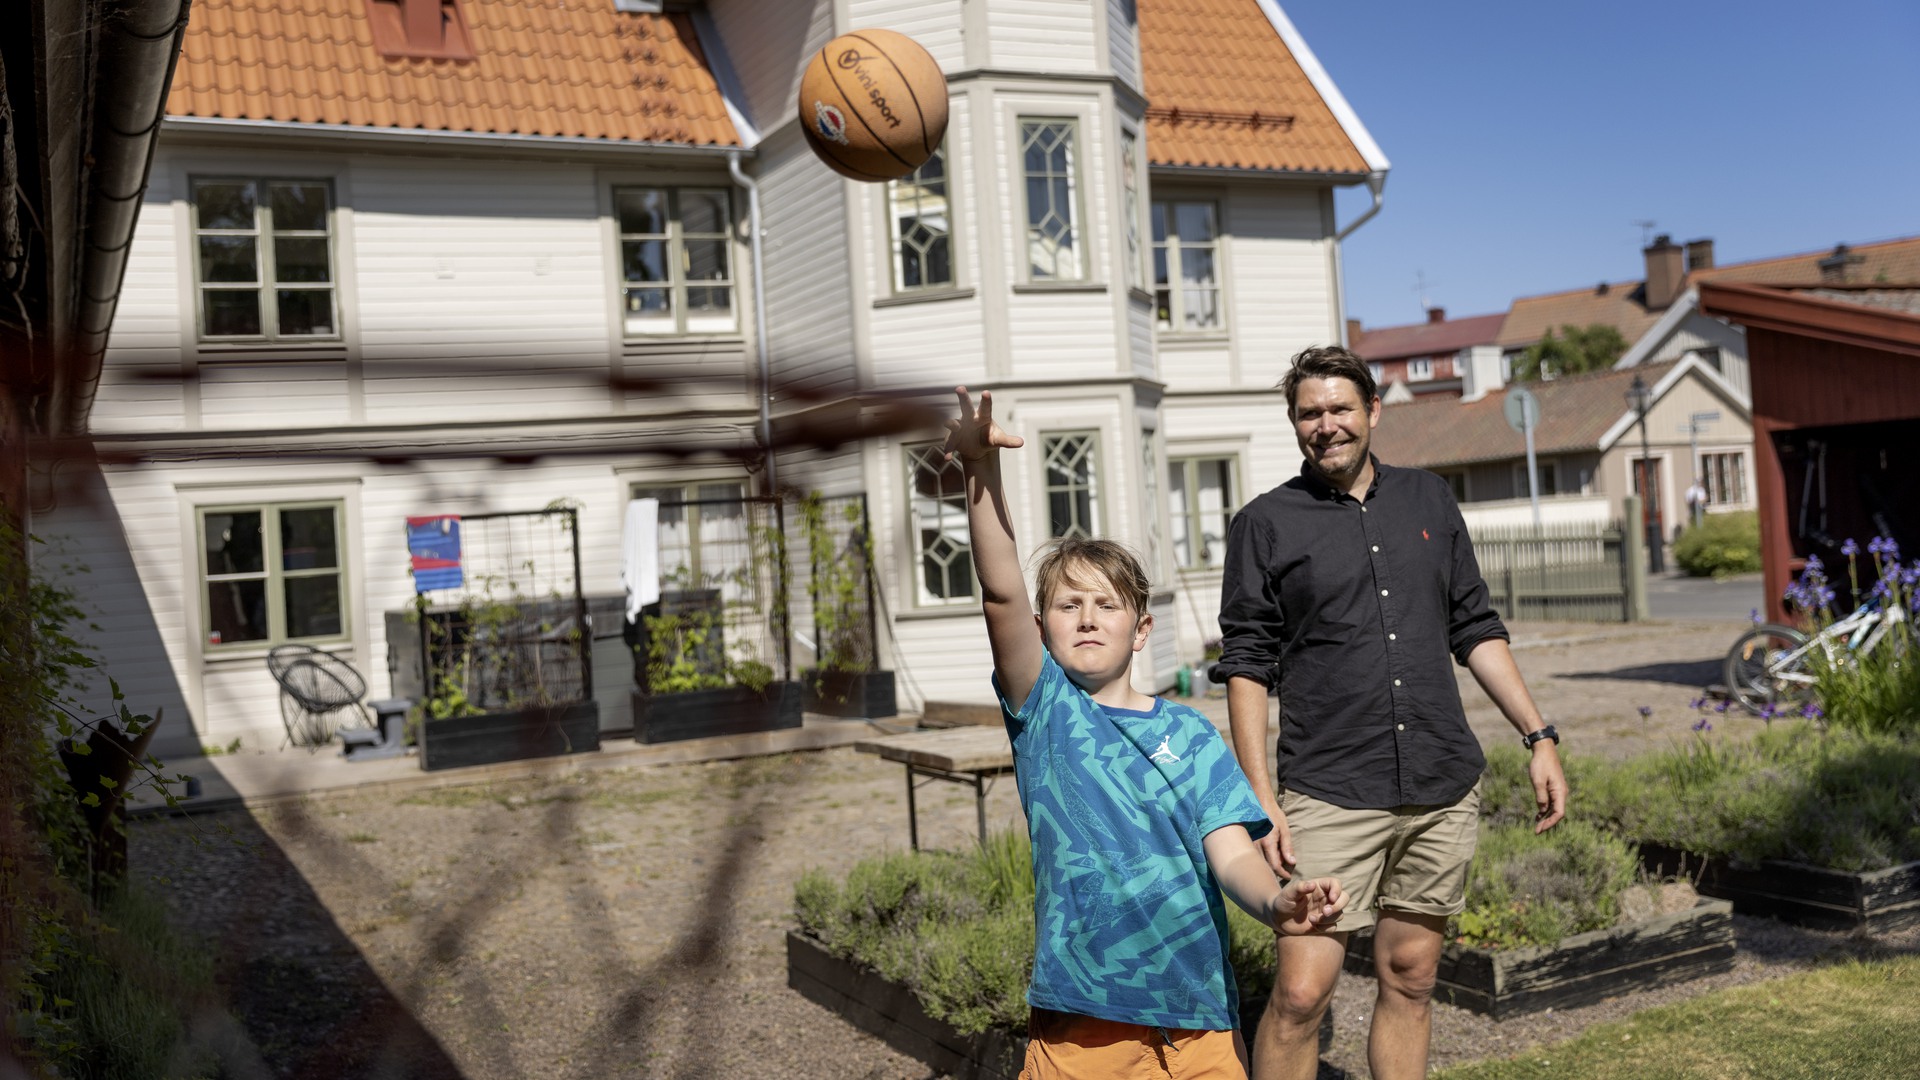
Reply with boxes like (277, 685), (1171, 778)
(623, 498), (661, 622)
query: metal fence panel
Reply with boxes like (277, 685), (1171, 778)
(1469, 521), (1632, 623)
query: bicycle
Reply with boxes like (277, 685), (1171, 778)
(1723, 600), (1908, 715)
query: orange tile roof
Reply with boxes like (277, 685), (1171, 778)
(1370, 362), (1681, 470)
(1138, 0), (1370, 175)
(1496, 236), (1920, 350)
(167, 0), (740, 146)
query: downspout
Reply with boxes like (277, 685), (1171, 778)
(728, 150), (774, 494)
(1332, 170), (1387, 348)
(57, 0), (194, 435)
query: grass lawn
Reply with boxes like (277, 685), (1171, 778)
(1436, 956), (1920, 1079)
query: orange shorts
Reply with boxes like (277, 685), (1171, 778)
(1019, 1007), (1248, 1080)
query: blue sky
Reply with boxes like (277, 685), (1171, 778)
(1282, 0), (1920, 329)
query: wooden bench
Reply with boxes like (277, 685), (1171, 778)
(855, 727), (1015, 850)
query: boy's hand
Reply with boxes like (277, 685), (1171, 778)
(945, 386), (1024, 463)
(1273, 876), (1346, 936)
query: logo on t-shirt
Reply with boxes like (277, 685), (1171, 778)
(1149, 736), (1181, 764)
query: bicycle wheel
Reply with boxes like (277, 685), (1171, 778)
(1724, 624), (1811, 716)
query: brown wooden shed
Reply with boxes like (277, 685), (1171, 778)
(1697, 282), (1920, 622)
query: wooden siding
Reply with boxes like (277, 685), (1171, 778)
(91, 184), (189, 433)
(759, 123), (861, 399)
(985, 0), (1099, 72)
(848, 0), (967, 69)
(1106, 0), (1142, 90)
(704, 0), (832, 137)
(1216, 185), (1334, 387)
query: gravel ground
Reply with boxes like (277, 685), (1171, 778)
(131, 618), (1918, 1078)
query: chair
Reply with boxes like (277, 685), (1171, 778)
(266, 644), (371, 750)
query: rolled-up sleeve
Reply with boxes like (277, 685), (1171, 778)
(1444, 494), (1509, 665)
(1212, 507), (1283, 687)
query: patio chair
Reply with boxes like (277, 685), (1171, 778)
(266, 644), (372, 750)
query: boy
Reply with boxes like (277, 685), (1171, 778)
(946, 387), (1346, 1080)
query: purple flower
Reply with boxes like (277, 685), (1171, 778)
(1749, 608), (1761, 624)
(1714, 700), (1730, 713)
(1692, 717), (1713, 732)
(1758, 703), (1778, 723)
(1800, 703), (1824, 720)
(1816, 586), (1837, 608)
(1689, 697), (1707, 710)
(1805, 554), (1825, 574)
(1841, 539), (1860, 557)
(1638, 705), (1653, 718)
(1868, 537), (1899, 561)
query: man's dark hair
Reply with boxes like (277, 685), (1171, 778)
(1279, 344), (1378, 415)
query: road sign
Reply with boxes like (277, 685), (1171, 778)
(1504, 386), (1540, 433)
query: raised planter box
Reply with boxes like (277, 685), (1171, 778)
(788, 931), (1277, 1080)
(803, 669), (897, 718)
(630, 681), (802, 744)
(1342, 898), (1735, 1018)
(1638, 842), (1920, 933)
(418, 700), (600, 772)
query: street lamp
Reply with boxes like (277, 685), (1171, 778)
(1626, 374), (1664, 573)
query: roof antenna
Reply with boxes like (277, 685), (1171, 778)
(1632, 220), (1657, 247)
(1413, 270), (1437, 314)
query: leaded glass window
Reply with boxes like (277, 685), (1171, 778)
(1020, 120), (1084, 281)
(889, 145), (954, 292)
(906, 443), (974, 604)
(1043, 432), (1101, 539)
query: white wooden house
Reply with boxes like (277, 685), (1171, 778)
(38, 0), (1386, 758)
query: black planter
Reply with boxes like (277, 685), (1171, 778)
(418, 700), (600, 772)
(630, 681), (803, 744)
(1638, 842), (1920, 932)
(803, 669), (898, 718)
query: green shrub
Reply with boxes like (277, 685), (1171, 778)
(1451, 821), (1639, 950)
(1673, 511), (1761, 578)
(1578, 724), (1920, 871)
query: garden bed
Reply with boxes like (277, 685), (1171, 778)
(417, 700), (599, 772)
(804, 669), (897, 718)
(1638, 842), (1920, 932)
(630, 681), (802, 743)
(1343, 896), (1735, 1018)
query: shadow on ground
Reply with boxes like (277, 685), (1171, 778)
(1557, 658), (1723, 688)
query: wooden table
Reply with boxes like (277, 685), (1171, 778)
(855, 727), (1015, 850)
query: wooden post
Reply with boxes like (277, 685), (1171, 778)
(1622, 497), (1648, 621)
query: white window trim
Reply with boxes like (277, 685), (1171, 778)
(1151, 198), (1226, 335)
(187, 175), (343, 345)
(1016, 116), (1091, 284)
(1040, 429), (1106, 540)
(611, 184), (739, 338)
(1167, 453), (1240, 571)
(885, 141), (961, 296)
(1406, 357), (1434, 382)
(903, 441), (976, 608)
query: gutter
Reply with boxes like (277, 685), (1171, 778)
(55, 0), (193, 436)
(1332, 169), (1387, 347)
(728, 150), (774, 494)
(161, 116), (748, 159)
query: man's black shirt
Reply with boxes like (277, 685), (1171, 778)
(1214, 458), (1506, 810)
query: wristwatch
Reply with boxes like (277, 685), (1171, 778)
(1522, 725), (1560, 750)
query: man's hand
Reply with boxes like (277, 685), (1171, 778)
(944, 386), (1023, 463)
(1257, 803), (1297, 879)
(1529, 741), (1567, 833)
(1273, 875), (1345, 935)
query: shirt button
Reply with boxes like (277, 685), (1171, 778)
(1372, 545), (1380, 552)
(1380, 589), (1389, 596)
(1393, 679), (1402, 686)
(1397, 723), (1405, 731)
(1389, 633), (1397, 640)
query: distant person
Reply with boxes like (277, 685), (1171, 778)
(1685, 478), (1709, 527)
(946, 386), (1347, 1079)
(1214, 346), (1568, 1080)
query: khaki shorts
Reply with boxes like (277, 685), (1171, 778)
(1278, 785), (1480, 931)
(1020, 1008), (1247, 1080)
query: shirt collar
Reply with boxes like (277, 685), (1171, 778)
(1297, 454), (1386, 502)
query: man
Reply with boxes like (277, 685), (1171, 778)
(1685, 477), (1709, 528)
(1214, 345), (1568, 1080)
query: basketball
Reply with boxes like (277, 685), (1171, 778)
(798, 29), (950, 182)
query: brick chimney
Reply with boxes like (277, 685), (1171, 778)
(1426, 306), (1446, 324)
(1685, 238), (1714, 273)
(366, 0), (475, 59)
(1643, 234), (1684, 310)
(1346, 318), (1363, 347)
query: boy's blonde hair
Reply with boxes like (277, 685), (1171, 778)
(1033, 538), (1152, 621)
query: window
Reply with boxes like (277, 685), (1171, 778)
(1140, 429), (1162, 576)
(1368, 362), (1386, 385)
(1043, 432), (1102, 539)
(889, 145), (954, 292)
(615, 187), (735, 336)
(630, 481), (753, 602)
(1152, 201), (1221, 331)
(1020, 119), (1084, 280)
(1694, 346), (1723, 372)
(1511, 460), (1559, 497)
(1437, 470), (1469, 504)
(905, 444), (974, 604)
(200, 502), (345, 648)
(192, 179), (337, 340)
(1120, 130), (1145, 292)
(1407, 357), (1433, 382)
(1168, 456), (1235, 569)
(1702, 452), (1746, 505)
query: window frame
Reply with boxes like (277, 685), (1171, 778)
(1119, 126), (1147, 294)
(903, 441), (976, 607)
(613, 185), (739, 339)
(1151, 198), (1225, 334)
(628, 479), (755, 603)
(189, 176), (341, 343)
(197, 500), (349, 652)
(1406, 357), (1434, 382)
(1040, 429), (1105, 540)
(1701, 451), (1747, 505)
(886, 141), (958, 295)
(1167, 454), (1238, 571)
(1017, 117), (1089, 283)
(1510, 459), (1560, 498)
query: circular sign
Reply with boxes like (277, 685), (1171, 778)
(1504, 386), (1541, 433)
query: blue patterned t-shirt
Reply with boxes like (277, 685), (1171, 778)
(997, 651), (1273, 1031)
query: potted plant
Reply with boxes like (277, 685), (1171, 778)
(628, 584), (801, 742)
(799, 492), (896, 718)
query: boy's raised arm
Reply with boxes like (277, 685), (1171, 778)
(947, 387), (1043, 709)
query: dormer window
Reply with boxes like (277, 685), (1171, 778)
(365, 0), (476, 61)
